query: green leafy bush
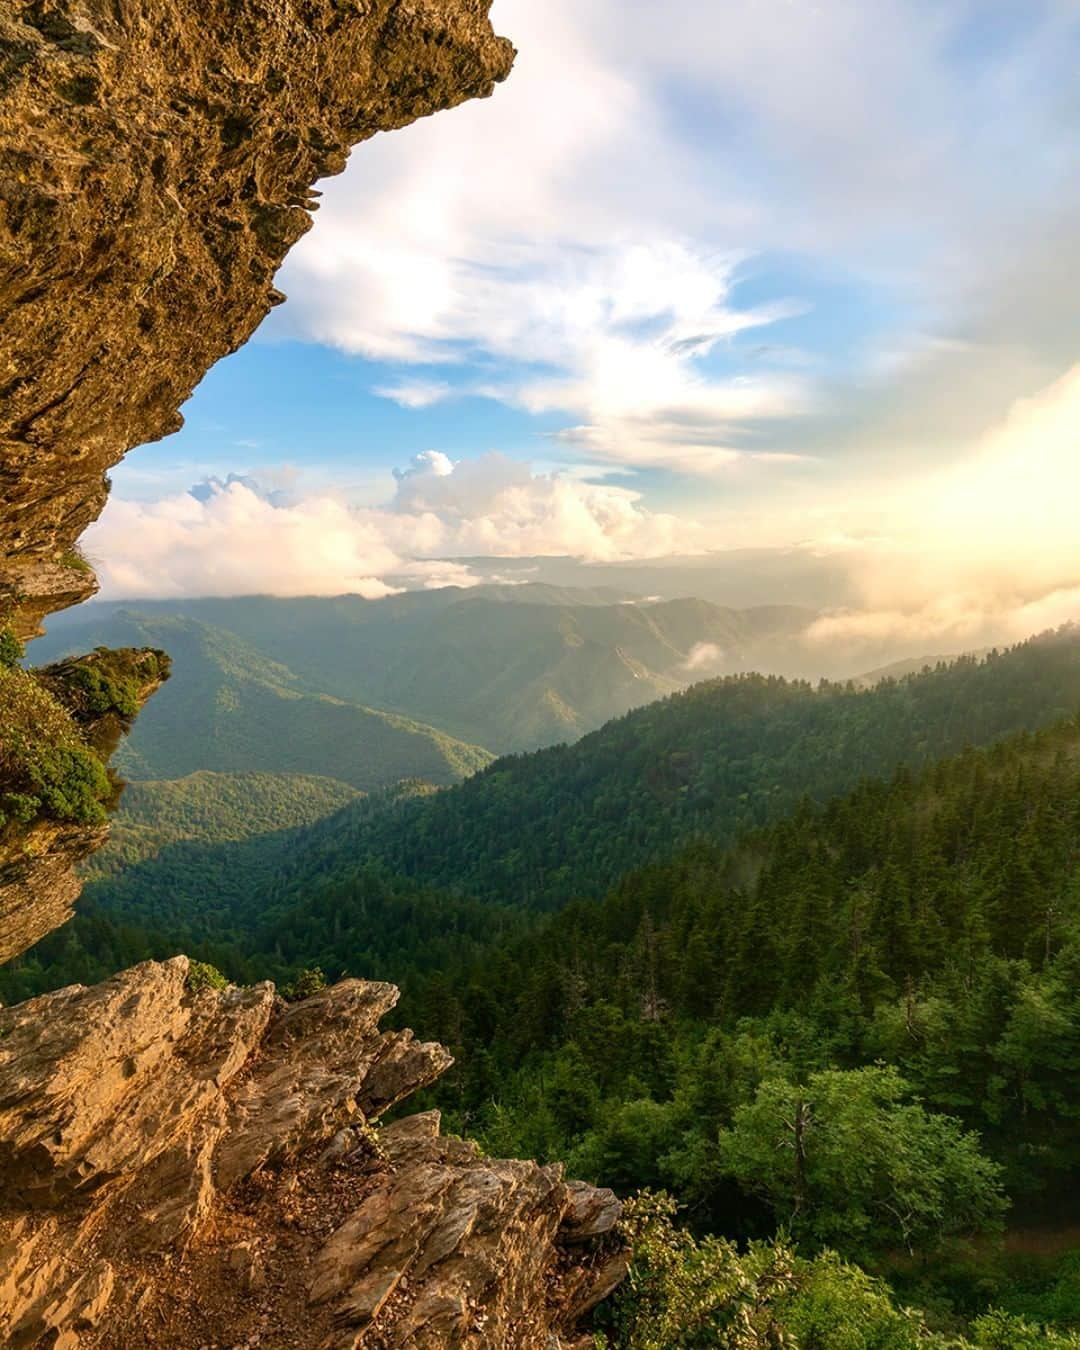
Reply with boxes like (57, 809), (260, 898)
(597, 1191), (945, 1349)
(186, 960), (228, 993)
(0, 627), (23, 669)
(971, 1309), (1080, 1348)
(42, 648), (166, 725)
(62, 662), (142, 718)
(282, 966), (328, 1001)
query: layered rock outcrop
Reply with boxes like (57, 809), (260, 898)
(0, 644), (168, 963)
(0, 961), (627, 1345)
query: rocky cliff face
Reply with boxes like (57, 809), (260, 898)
(0, 960), (627, 1346)
(0, 2), (629, 1343)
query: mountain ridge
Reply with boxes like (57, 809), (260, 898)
(238, 625), (1080, 917)
(33, 587), (817, 753)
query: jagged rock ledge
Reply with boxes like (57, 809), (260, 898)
(0, 960), (627, 1347)
(0, 645), (169, 964)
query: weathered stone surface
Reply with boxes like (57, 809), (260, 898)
(0, 958), (275, 1204)
(559, 1178), (624, 1244)
(215, 979), (452, 1189)
(0, 962), (625, 1346)
(0, 0), (513, 637)
(0, 818), (106, 968)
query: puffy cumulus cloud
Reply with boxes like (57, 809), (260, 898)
(384, 451), (703, 559)
(85, 453), (704, 599)
(84, 481), (405, 600)
(806, 365), (1080, 651)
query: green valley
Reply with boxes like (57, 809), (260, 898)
(28, 609), (492, 790)
(6, 623), (1080, 1345)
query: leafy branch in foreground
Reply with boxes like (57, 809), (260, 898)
(597, 1192), (1080, 1349)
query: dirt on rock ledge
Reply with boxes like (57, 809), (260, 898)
(0, 961), (628, 1346)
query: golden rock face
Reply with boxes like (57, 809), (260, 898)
(0, 961), (625, 1346)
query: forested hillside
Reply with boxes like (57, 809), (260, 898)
(27, 610), (492, 790)
(233, 626), (1080, 914)
(9, 627), (1079, 999)
(83, 770), (361, 880)
(32, 587), (813, 752)
(411, 713), (1080, 1203)
(5, 627), (1080, 1341)
(428, 710), (1080, 1341)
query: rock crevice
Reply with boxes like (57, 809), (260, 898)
(0, 961), (626, 1346)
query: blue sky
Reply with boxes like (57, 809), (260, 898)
(94, 0), (1079, 645)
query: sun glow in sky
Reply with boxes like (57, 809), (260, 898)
(92, 0), (1080, 643)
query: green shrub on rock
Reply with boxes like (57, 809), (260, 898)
(282, 966), (328, 1001)
(0, 665), (112, 828)
(186, 960), (229, 993)
(0, 627), (23, 669)
(41, 647), (167, 725)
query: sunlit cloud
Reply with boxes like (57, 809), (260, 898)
(84, 452), (707, 599)
(806, 364), (1080, 648)
(270, 0), (1078, 482)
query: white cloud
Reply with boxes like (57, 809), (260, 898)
(271, 2), (815, 473)
(84, 453), (706, 599)
(681, 642), (725, 673)
(374, 380), (454, 410)
(85, 482), (404, 601)
(92, 3), (1077, 618)
(382, 451), (704, 560)
(269, 0), (1078, 478)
